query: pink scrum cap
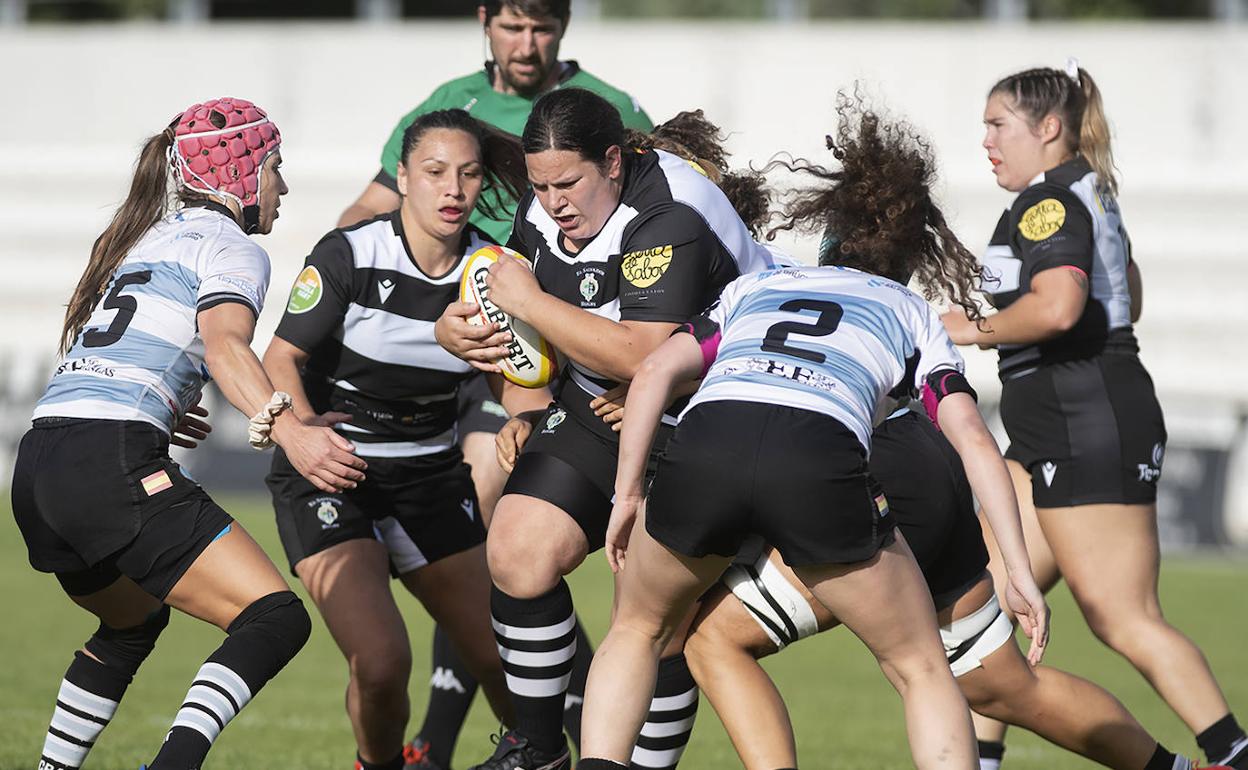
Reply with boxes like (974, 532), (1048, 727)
(169, 97), (281, 233)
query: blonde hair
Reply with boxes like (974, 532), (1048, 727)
(990, 65), (1118, 196)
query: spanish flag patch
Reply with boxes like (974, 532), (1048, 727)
(141, 469), (173, 497)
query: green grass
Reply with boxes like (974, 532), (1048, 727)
(2, 496), (1246, 769)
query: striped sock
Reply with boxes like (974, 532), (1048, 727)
(167, 661), (253, 752)
(39, 652), (129, 770)
(1198, 714), (1248, 768)
(630, 655), (698, 770)
(977, 739), (1005, 770)
(492, 581), (577, 755)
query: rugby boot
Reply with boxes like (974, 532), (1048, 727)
(403, 737), (445, 770)
(468, 728), (570, 770)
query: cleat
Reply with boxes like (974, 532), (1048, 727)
(404, 737), (444, 770)
(467, 728), (570, 770)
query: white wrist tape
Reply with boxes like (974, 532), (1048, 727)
(248, 391), (293, 450)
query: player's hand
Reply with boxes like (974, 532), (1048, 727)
(605, 490), (643, 574)
(590, 384), (628, 431)
(496, 411), (543, 473)
(941, 309), (984, 347)
(307, 411), (353, 429)
(1004, 569), (1050, 666)
(435, 301), (510, 373)
(171, 400), (212, 449)
(272, 415), (367, 493)
(486, 254), (542, 322)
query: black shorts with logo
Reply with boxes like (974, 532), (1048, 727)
(457, 373), (509, 436)
(268, 446), (484, 575)
(10, 418), (233, 599)
(646, 401), (895, 567)
(503, 399), (673, 552)
(871, 411), (988, 610)
(1001, 353), (1166, 509)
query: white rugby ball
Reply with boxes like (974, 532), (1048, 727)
(459, 245), (556, 389)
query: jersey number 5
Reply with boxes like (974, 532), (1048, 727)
(760, 299), (843, 364)
(83, 271), (153, 348)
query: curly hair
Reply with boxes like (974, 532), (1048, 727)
(627, 110), (772, 236)
(768, 91), (984, 323)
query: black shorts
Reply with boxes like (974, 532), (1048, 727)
(646, 401), (895, 567)
(871, 411), (988, 610)
(268, 447), (485, 575)
(1001, 354), (1166, 508)
(10, 418), (233, 599)
(502, 400), (672, 552)
(457, 373), (509, 436)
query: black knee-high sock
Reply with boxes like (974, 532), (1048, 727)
(148, 592), (310, 770)
(415, 624), (480, 768)
(492, 581), (577, 755)
(1198, 714), (1248, 768)
(562, 618), (593, 753)
(630, 655), (698, 770)
(977, 739), (1005, 770)
(1143, 744), (1193, 770)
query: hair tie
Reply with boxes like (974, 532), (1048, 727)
(1064, 57), (1081, 84)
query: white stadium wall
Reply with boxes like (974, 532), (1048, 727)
(1, 21), (1245, 544)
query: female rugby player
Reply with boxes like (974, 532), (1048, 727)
(573, 98), (1049, 770)
(941, 63), (1248, 770)
(435, 88), (782, 770)
(262, 110), (526, 770)
(11, 98), (363, 770)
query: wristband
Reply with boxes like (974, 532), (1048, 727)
(248, 391), (293, 450)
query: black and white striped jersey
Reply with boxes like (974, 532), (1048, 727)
(506, 148), (784, 437)
(274, 212), (494, 458)
(981, 156), (1137, 379)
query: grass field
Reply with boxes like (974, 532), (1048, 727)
(2, 495), (1246, 770)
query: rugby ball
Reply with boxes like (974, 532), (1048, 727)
(459, 245), (556, 389)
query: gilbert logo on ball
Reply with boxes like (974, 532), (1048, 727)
(459, 245), (555, 389)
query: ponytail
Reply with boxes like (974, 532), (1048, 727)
(1075, 68), (1118, 196)
(61, 127), (175, 354)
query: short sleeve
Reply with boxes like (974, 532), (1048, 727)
(198, 240), (271, 318)
(272, 232), (356, 353)
(618, 204), (718, 323)
(913, 301), (966, 389)
(1010, 187), (1094, 278)
(505, 192), (536, 256)
(619, 94), (653, 132)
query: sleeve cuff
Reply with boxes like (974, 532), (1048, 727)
(197, 293), (258, 319)
(373, 168), (399, 193)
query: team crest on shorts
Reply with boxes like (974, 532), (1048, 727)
(543, 408), (567, 434)
(311, 497), (341, 528)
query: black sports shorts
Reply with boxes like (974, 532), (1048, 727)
(646, 401), (895, 567)
(1001, 353), (1166, 508)
(11, 418), (233, 599)
(503, 400), (672, 552)
(268, 447), (485, 575)
(871, 411), (988, 610)
(457, 373), (509, 436)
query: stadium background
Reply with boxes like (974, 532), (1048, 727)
(0, 2), (1245, 768)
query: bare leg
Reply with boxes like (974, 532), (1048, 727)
(296, 538), (411, 764)
(462, 431), (508, 529)
(164, 522), (292, 629)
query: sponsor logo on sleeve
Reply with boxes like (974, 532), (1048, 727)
(621, 245), (673, 288)
(286, 265), (323, 314)
(1017, 198), (1067, 241)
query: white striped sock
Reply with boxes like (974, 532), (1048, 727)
(170, 661), (253, 745)
(40, 680), (120, 769)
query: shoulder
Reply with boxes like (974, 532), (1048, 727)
(564, 64), (649, 125)
(624, 199), (713, 249)
(1009, 183), (1090, 243)
(390, 71), (489, 129)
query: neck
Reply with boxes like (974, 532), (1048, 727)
(400, 206), (461, 275)
(207, 194), (245, 228)
(491, 60), (563, 97)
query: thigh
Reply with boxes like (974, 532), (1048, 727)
(399, 543), (492, 629)
(165, 522), (292, 631)
(980, 459), (1061, 600)
(296, 538), (409, 661)
(487, 493), (589, 597)
(268, 449), (379, 575)
(461, 431), (508, 527)
(379, 458), (485, 576)
(714, 544), (837, 655)
(69, 574), (165, 631)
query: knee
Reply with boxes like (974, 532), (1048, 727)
(228, 590), (312, 665)
(350, 643), (413, 696)
(486, 524), (579, 599)
(878, 650), (952, 696)
(84, 603), (171, 679)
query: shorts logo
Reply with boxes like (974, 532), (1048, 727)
(1041, 461), (1057, 487)
(312, 497), (341, 529)
(1017, 198), (1067, 242)
(579, 273), (599, 302)
(286, 265), (323, 314)
(461, 498), (475, 521)
(1138, 442), (1165, 483)
(141, 469), (173, 497)
(1152, 442), (1165, 467)
(543, 408), (566, 434)
(621, 245), (673, 288)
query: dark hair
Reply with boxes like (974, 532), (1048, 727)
(400, 109), (527, 222)
(769, 91), (984, 324)
(61, 121), (177, 354)
(480, 0), (570, 26)
(522, 88), (624, 171)
(991, 66), (1117, 195)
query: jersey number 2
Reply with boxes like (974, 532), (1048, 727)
(760, 299), (843, 364)
(83, 271), (153, 348)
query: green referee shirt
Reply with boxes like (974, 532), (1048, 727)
(375, 61), (653, 243)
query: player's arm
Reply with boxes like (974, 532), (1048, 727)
(492, 374), (556, 473)
(338, 179), (400, 228)
(1128, 258), (1143, 323)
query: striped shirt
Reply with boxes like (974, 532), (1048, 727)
(34, 203), (270, 434)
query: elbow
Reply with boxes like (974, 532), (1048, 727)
(1046, 304), (1081, 335)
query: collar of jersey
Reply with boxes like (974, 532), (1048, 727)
(389, 210), (473, 281)
(181, 200), (243, 231)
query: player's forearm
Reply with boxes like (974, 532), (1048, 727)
(205, 332), (283, 419)
(261, 342), (316, 422)
(521, 293), (652, 382)
(499, 376), (553, 417)
(614, 359), (675, 498)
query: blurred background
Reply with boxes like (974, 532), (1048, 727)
(0, 0), (1245, 552)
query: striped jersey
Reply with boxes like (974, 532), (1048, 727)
(507, 148), (784, 439)
(981, 156), (1137, 379)
(34, 203), (271, 434)
(682, 265), (965, 454)
(273, 212), (493, 459)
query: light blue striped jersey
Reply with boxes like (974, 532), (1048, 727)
(34, 204), (271, 434)
(684, 265), (964, 453)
